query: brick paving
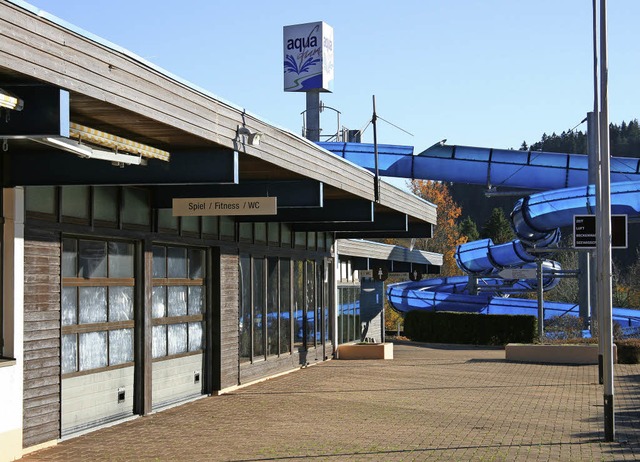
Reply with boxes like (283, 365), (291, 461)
(21, 342), (640, 461)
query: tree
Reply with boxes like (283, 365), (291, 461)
(409, 180), (467, 276)
(458, 216), (480, 242)
(481, 208), (515, 244)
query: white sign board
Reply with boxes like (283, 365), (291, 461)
(172, 197), (277, 216)
(283, 21), (334, 92)
(498, 268), (538, 280)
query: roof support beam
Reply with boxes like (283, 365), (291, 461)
(237, 199), (373, 223)
(2, 148), (238, 186)
(335, 221), (432, 239)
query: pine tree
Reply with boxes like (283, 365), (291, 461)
(481, 208), (515, 245)
(458, 216), (480, 242)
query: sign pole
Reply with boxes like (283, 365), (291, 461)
(598, 0), (615, 442)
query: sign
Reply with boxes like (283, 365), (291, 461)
(283, 21), (334, 92)
(573, 214), (627, 249)
(498, 268), (537, 280)
(360, 279), (384, 323)
(372, 266), (389, 282)
(409, 269), (423, 281)
(172, 197), (277, 216)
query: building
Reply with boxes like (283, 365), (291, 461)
(0, 2), (438, 460)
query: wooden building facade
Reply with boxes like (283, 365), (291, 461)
(0, 2), (438, 460)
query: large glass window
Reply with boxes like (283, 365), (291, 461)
(239, 255), (251, 362)
(279, 259), (291, 355)
(267, 257), (279, 356)
(61, 238), (135, 375)
(305, 261), (316, 349)
(338, 285), (361, 344)
(293, 260), (304, 349)
(152, 245), (206, 360)
(252, 258), (265, 359)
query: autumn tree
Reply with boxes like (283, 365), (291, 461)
(409, 180), (467, 276)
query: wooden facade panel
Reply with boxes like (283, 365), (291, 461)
(24, 337), (59, 352)
(23, 231), (62, 448)
(218, 251), (239, 389)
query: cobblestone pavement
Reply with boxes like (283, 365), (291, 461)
(21, 342), (640, 461)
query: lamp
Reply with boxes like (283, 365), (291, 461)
(236, 125), (263, 146)
(69, 122), (170, 161)
(0, 87), (24, 111)
(31, 136), (147, 166)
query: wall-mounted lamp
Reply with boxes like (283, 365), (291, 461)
(237, 125), (264, 146)
(0, 87), (24, 111)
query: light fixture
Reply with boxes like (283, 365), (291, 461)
(236, 125), (263, 146)
(32, 136), (147, 166)
(69, 122), (170, 161)
(0, 87), (24, 111)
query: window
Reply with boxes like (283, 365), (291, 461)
(338, 285), (361, 344)
(238, 255), (294, 363)
(293, 260), (304, 349)
(151, 245), (205, 360)
(61, 238), (135, 375)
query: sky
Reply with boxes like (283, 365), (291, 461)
(22, 0), (640, 156)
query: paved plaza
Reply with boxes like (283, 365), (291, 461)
(21, 342), (640, 461)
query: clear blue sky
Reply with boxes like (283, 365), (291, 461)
(25, 0), (640, 153)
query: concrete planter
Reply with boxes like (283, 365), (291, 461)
(505, 343), (616, 365)
(337, 343), (393, 360)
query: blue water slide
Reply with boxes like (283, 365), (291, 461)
(318, 141), (640, 328)
(318, 142), (640, 190)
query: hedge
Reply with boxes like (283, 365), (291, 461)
(404, 310), (537, 345)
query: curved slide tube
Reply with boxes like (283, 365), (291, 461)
(318, 141), (640, 327)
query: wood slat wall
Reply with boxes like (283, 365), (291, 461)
(218, 250), (239, 390)
(23, 228), (61, 448)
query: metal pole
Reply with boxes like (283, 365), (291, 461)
(537, 258), (544, 339)
(599, 0), (615, 442)
(587, 112), (604, 382)
(305, 91), (321, 141)
(578, 252), (590, 331)
(372, 95), (380, 202)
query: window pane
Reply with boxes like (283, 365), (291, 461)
(306, 261), (316, 347)
(220, 216), (235, 239)
(317, 232), (325, 251)
(78, 287), (108, 324)
(181, 216), (199, 233)
(239, 223), (253, 242)
(307, 232), (316, 250)
(293, 261), (304, 348)
(152, 246), (166, 278)
(108, 241), (134, 278)
(268, 223), (279, 244)
(188, 286), (204, 315)
(61, 287), (77, 326)
(167, 286), (187, 317)
(188, 322), (203, 352)
(152, 325), (167, 358)
(122, 187), (150, 226)
(253, 258), (265, 358)
(267, 258), (278, 356)
(93, 186), (118, 223)
(157, 209), (178, 231)
(254, 222), (266, 243)
(202, 216), (219, 237)
(61, 186), (89, 219)
(109, 286), (134, 321)
(167, 247), (187, 278)
(279, 259), (291, 355)
(78, 240), (107, 278)
(189, 249), (205, 279)
(168, 323), (188, 355)
(109, 329), (133, 365)
(61, 334), (77, 374)
(295, 232), (306, 248)
(79, 331), (107, 371)
(239, 255), (251, 361)
(25, 186), (56, 214)
(281, 224), (292, 247)
(152, 286), (166, 318)
(62, 238), (77, 277)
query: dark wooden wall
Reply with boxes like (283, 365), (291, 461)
(23, 228), (61, 448)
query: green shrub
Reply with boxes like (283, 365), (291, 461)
(404, 310), (536, 345)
